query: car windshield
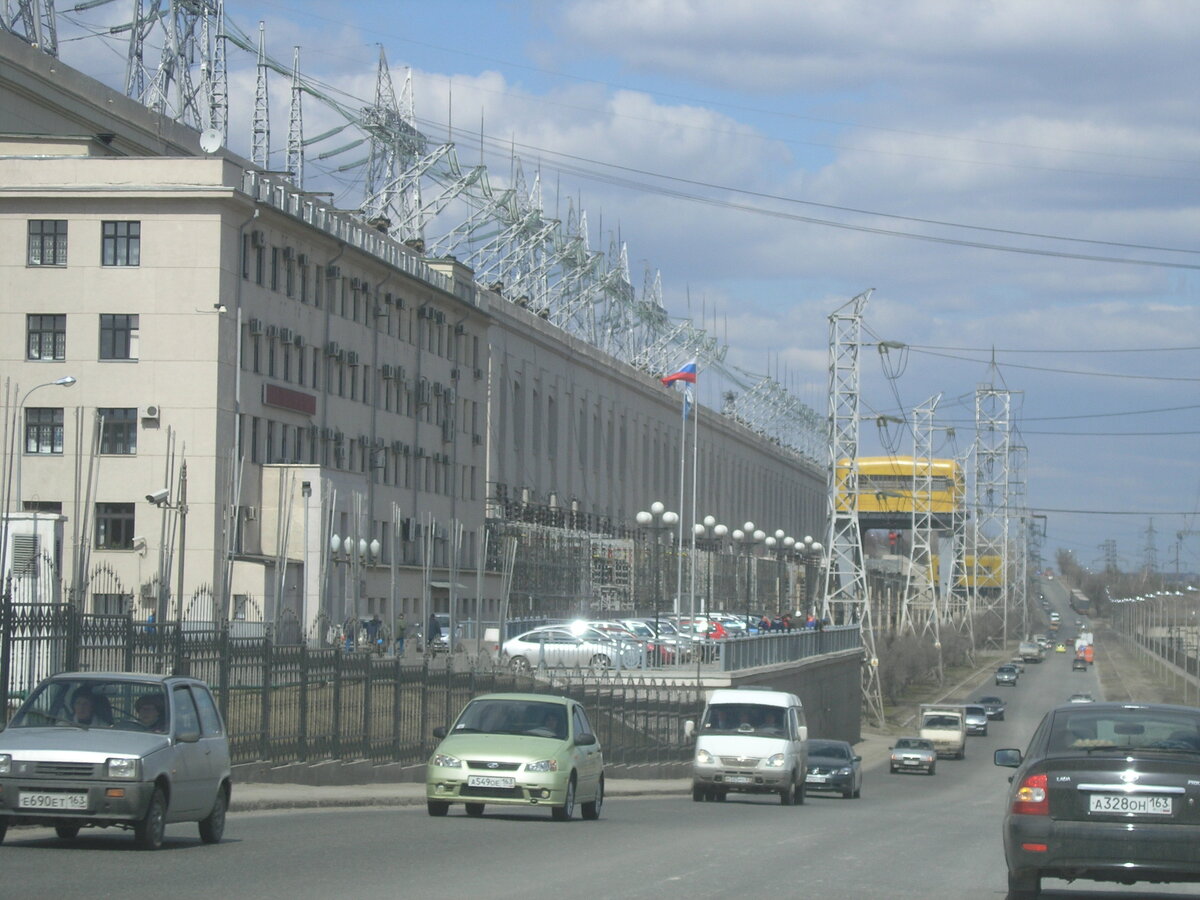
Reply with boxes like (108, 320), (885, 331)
(810, 740), (850, 759)
(1049, 708), (1200, 753)
(895, 739), (932, 750)
(451, 698), (568, 740)
(978, 697), (1002, 705)
(11, 678), (170, 733)
(621, 621), (655, 638)
(701, 703), (787, 736)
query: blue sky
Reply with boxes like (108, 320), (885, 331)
(54, 0), (1200, 571)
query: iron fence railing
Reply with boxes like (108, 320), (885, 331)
(2, 603), (856, 771)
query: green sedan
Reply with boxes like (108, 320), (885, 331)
(426, 693), (604, 821)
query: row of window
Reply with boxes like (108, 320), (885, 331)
(27, 314), (139, 361)
(25, 408), (137, 455)
(27, 220), (141, 267)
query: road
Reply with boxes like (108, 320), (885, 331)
(4, 602), (1198, 898)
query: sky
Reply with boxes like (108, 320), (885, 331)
(46, 0), (1200, 572)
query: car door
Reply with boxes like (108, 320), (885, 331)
(189, 684), (230, 815)
(571, 704), (603, 797)
(168, 684), (206, 817)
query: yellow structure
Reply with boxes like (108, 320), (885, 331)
(836, 457), (964, 529)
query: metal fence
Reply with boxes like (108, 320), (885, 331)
(1, 603), (708, 771)
(719, 626), (861, 671)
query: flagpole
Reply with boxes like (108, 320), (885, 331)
(674, 386), (687, 619)
(689, 386), (699, 628)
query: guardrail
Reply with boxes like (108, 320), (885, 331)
(719, 626), (861, 672)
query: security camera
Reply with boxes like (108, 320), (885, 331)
(146, 488), (170, 505)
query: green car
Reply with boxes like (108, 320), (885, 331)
(426, 693), (604, 821)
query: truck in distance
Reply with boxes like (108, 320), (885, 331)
(919, 704), (967, 759)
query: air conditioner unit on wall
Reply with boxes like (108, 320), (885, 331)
(265, 325), (278, 339)
(282, 246), (295, 261)
(296, 252), (309, 266)
(381, 364), (396, 379)
(243, 506), (258, 521)
(345, 351), (360, 366)
(325, 264), (341, 279)
(248, 318), (264, 335)
(251, 229), (267, 248)
(325, 341), (340, 357)
(278, 328), (294, 343)
(141, 405), (161, 423)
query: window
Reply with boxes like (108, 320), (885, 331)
(95, 502), (135, 550)
(99, 314), (139, 360)
(98, 408), (137, 455)
(93, 593), (132, 615)
(28, 220), (68, 266)
(27, 314), (65, 360)
(101, 221), (140, 266)
(192, 687), (224, 736)
(25, 408), (64, 454)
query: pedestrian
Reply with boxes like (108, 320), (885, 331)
(365, 613), (382, 653)
(428, 612), (441, 652)
(344, 618), (357, 653)
(394, 613), (407, 656)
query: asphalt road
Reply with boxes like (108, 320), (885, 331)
(5, 606), (1199, 898)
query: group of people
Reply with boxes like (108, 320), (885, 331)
(66, 689), (167, 732)
(755, 612), (828, 633)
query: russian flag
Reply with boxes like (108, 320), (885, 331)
(661, 359), (698, 385)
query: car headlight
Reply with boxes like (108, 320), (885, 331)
(0, 753), (10, 775)
(106, 757), (140, 779)
(431, 753), (463, 768)
(836, 767), (853, 776)
(765, 753), (786, 768)
(695, 749), (714, 765)
(525, 758), (559, 773)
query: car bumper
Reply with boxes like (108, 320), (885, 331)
(804, 771), (854, 792)
(890, 757), (934, 772)
(966, 724), (988, 735)
(1005, 815), (1200, 885)
(426, 768), (572, 808)
(0, 777), (155, 825)
(692, 765), (792, 793)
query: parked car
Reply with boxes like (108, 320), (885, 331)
(963, 704), (990, 736)
(426, 692), (604, 820)
(586, 620), (672, 665)
(619, 617), (692, 663)
(995, 702), (1200, 897)
(805, 739), (862, 798)
(0, 672), (232, 850)
(502, 626), (637, 672)
(975, 695), (1007, 721)
(889, 737), (937, 775)
(995, 664), (1019, 686)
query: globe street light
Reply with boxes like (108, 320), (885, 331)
(636, 502), (678, 643)
(692, 516), (727, 617)
(732, 522), (764, 632)
(799, 535), (825, 617)
(764, 529), (794, 620)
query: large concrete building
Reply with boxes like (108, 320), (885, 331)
(0, 32), (825, 637)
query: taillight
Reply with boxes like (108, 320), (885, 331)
(1012, 773), (1049, 816)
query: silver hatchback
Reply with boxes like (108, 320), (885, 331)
(0, 672), (232, 850)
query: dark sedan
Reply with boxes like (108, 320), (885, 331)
(975, 695), (1007, 720)
(995, 702), (1200, 898)
(804, 739), (862, 799)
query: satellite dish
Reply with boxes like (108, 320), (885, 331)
(199, 129), (223, 154)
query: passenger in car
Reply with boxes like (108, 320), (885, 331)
(68, 690), (112, 727)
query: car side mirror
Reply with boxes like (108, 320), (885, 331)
(575, 733), (597, 747)
(994, 748), (1022, 768)
(683, 720), (695, 740)
(432, 726), (447, 739)
(853, 755), (862, 762)
(176, 728), (200, 744)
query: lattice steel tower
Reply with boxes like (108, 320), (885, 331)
(973, 383), (1014, 648)
(822, 290), (884, 726)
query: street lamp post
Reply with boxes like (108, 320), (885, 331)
(798, 535), (824, 618)
(146, 461), (187, 622)
(732, 522), (764, 631)
(7, 375), (77, 519)
(692, 516), (727, 617)
(636, 501), (678, 642)
(764, 530), (794, 619)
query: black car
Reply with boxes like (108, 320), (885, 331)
(804, 738), (862, 799)
(975, 695), (1007, 721)
(995, 702), (1200, 898)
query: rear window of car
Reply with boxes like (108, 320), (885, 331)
(1049, 708), (1200, 753)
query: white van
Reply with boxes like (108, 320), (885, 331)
(684, 687), (809, 804)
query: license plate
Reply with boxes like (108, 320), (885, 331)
(19, 791), (88, 811)
(725, 775), (752, 784)
(807, 774), (827, 783)
(466, 775), (515, 789)
(1089, 794), (1172, 815)
(903, 759), (920, 766)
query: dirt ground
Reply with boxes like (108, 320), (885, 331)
(1094, 620), (1199, 707)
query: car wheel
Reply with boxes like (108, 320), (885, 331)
(997, 713), (1005, 721)
(692, 784), (706, 802)
(54, 825), (80, 840)
(426, 800), (450, 817)
(588, 654), (610, 673)
(198, 787), (228, 844)
(841, 786), (852, 799)
(890, 765), (897, 774)
(465, 803), (485, 817)
(581, 778), (603, 820)
(982, 727), (988, 737)
(779, 775), (796, 806)
(796, 772), (806, 805)
(134, 787), (167, 851)
(928, 765), (936, 776)
(552, 776), (576, 821)
(509, 656), (530, 674)
(1007, 869), (1041, 898)
(853, 782), (862, 799)
(0, 822), (6, 845)
(715, 790), (727, 802)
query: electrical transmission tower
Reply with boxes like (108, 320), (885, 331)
(822, 289), (884, 727)
(1144, 518), (1159, 575)
(1, 0), (57, 56)
(1009, 440), (1029, 638)
(903, 395), (941, 639)
(973, 382), (1013, 648)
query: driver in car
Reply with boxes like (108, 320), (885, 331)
(134, 694), (168, 733)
